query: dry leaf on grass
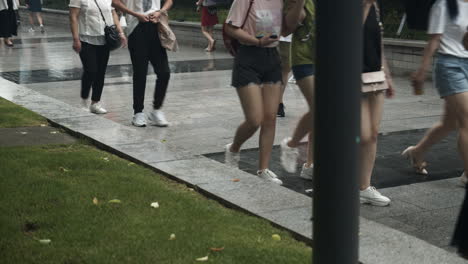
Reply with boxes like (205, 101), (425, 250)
(169, 234), (176, 240)
(210, 247), (225, 252)
(108, 199), (121, 204)
(195, 256), (208, 262)
(93, 197), (99, 205)
(150, 202), (159, 208)
(59, 167), (70, 172)
(102, 157), (110, 162)
(272, 234), (281, 241)
(38, 239), (51, 244)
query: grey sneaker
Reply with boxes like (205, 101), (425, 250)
(132, 112), (147, 127)
(224, 143), (240, 168)
(148, 110), (169, 127)
(257, 169), (283, 185)
(90, 103), (107, 114)
(300, 163), (314, 181)
(360, 186), (391, 207)
(280, 137), (299, 173)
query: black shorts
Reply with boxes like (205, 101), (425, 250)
(231, 45), (282, 88)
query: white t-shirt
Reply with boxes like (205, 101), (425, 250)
(121, 0), (161, 36)
(69, 0), (114, 45)
(428, 0), (468, 58)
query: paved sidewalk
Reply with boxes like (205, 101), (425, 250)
(1, 25), (466, 263)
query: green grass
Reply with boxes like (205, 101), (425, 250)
(0, 97), (46, 128)
(0, 143), (312, 263)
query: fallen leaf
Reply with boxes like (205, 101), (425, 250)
(102, 157), (110, 162)
(232, 179), (240, 182)
(272, 234), (281, 241)
(20, 132), (28, 135)
(127, 162), (135, 166)
(196, 256), (208, 262)
(108, 199), (121, 204)
(93, 197), (99, 205)
(169, 234), (176, 240)
(59, 167), (70, 172)
(50, 131), (58, 134)
(210, 247), (225, 252)
(188, 188), (195, 192)
(38, 239), (51, 244)
(150, 202), (159, 209)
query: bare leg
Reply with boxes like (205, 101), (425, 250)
(200, 26), (214, 51)
(360, 92), (384, 190)
(258, 83), (282, 170)
(36, 13), (43, 26)
(287, 76), (315, 166)
(231, 84), (263, 153)
(446, 92), (468, 173)
(410, 101), (457, 163)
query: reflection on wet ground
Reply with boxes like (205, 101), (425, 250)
(1, 58), (233, 84)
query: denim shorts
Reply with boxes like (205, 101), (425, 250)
(292, 64), (315, 81)
(434, 53), (468, 98)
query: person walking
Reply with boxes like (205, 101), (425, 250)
(402, 0), (468, 187)
(112, 0), (172, 127)
(279, 0), (315, 180)
(0, 0), (18, 47)
(224, 0), (284, 185)
(26, 0), (45, 33)
(358, 0), (394, 206)
(69, 0), (127, 114)
(196, 0), (218, 52)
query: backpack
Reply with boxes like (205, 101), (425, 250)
(403, 0), (437, 30)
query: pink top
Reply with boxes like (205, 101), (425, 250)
(226, 0), (283, 48)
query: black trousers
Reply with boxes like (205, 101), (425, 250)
(79, 41), (110, 102)
(128, 22), (170, 114)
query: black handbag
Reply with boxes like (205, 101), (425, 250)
(94, 0), (121, 51)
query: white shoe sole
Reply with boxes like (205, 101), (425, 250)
(132, 122), (146, 127)
(360, 197), (390, 207)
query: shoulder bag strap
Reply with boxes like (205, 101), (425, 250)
(93, 0), (109, 26)
(240, 0), (254, 29)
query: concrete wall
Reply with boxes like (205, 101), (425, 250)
(19, 8), (427, 76)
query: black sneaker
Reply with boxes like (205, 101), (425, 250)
(277, 103), (285, 117)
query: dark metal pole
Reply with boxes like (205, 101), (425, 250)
(313, 0), (362, 263)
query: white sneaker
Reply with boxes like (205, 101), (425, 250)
(257, 169), (283, 185)
(459, 171), (467, 187)
(90, 103), (107, 114)
(300, 163), (314, 180)
(132, 112), (147, 127)
(28, 27), (35, 32)
(280, 137), (299, 173)
(224, 143), (240, 168)
(148, 110), (169, 127)
(360, 186), (391, 207)
(288, 75), (296, 84)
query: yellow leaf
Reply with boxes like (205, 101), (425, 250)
(108, 199), (121, 204)
(196, 256), (208, 262)
(93, 197), (99, 205)
(102, 157), (110, 162)
(272, 234), (281, 241)
(150, 202), (159, 208)
(38, 239), (51, 244)
(127, 162), (135, 166)
(169, 234), (176, 240)
(59, 167), (70, 172)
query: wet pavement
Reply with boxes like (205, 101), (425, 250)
(1, 24), (466, 263)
